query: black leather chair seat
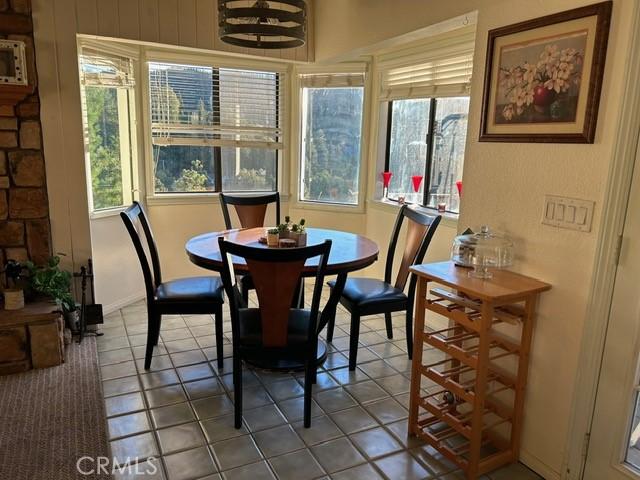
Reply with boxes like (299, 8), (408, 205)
(156, 276), (224, 303)
(328, 277), (407, 309)
(237, 308), (311, 347)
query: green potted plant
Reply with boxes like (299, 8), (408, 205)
(266, 228), (280, 247)
(277, 221), (290, 239)
(290, 218), (307, 246)
(25, 256), (78, 331)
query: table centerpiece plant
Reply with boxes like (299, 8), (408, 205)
(267, 228), (280, 247)
(290, 218), (307, 246)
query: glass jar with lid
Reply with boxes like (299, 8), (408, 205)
(451, 225), (514, 279)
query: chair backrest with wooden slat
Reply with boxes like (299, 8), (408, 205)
(219, 193), (281, 229)
(384, 205), (441, 291)
(120, 201), (162, 301)
(218, 238), (331, 349)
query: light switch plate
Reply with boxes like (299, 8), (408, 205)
(542, 195), (594, 232)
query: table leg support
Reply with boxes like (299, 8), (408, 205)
(320, 272), (347, 343)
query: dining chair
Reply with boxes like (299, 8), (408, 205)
(219, 192), (281, 230)
(327, 205), (441, 370)
(218, 237), (332, 428)
(219, 192), (281, 303)
(121, 201), (225, 370)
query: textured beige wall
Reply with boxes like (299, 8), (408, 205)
(313, 0), (637, 477)
(460, 2), (634, 475)
(314, 0), (494, 62)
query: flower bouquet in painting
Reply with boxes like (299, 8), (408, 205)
(497, 42), (584, 124)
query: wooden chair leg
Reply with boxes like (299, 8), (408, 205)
(299, 279), (305, 307)
(384, 312), (393, 339)
(406, 308), (413, 359)
(348, 312), (361, 371)
(326, 316), (336, 343)
(292, 279), (305, 308)
(144, 311), (161, 370)
(303, 359), (314, 428)
(152, 312), (162, 346)
(311, 340), (318, 384)
(233, 356), (243, 429)
(241, 281), (249, 305)
(215, 306), (224, 369)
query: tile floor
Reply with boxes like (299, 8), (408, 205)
(98, 286), (543, 480)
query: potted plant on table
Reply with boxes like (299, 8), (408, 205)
(25, 256), (78, 332)
(290, 218), (307, 246)
(266, 228), (280, 247)
(277, 216), (291, 239)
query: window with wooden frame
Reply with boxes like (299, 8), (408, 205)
(378, 25), (475, 214)
(299, 72), (365, 206)
(79, 47), (138, 213)
(148, 62), (282, 194)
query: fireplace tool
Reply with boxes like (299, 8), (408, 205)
(74, 259), (103, 343)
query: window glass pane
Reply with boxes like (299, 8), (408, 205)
(149, 63), (279, 194)
(153, 145), (215, 193)
(221, 147), (276, 192)
(427, 97), (469, 213)
(218, 69), (279, 144)
(84, 86), (125, 210)
(387, 99), (430, 203)
(301, 87), (363, 205)
(626, 391), (640, 469)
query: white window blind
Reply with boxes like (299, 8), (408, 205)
(299, 72), (365, 88)
(79, 47), (135, 88)
(378, 25), (475, 100)
(149, 62), (282, 150)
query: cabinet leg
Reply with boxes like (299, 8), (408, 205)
(408, 278), (428, 436)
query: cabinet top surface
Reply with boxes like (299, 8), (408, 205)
(410, 261), (551, 301)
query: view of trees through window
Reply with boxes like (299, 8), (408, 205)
(83, 86), (132, 211)
(300, 87), (364, 205)
(149, 63), (279, 194)
(386, 96), (469, 213)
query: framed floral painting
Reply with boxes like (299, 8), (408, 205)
(479, 1), (612, 143)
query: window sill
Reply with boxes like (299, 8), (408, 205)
(90, 206), (128, 220)
(146, 192), (291, 207)
(367, 198), (459, 228)
(290, 199), (365, 214)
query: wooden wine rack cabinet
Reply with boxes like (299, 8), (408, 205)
(408, 261), (551, 479)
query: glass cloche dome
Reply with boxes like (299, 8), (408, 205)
(451, 225), (514, 279)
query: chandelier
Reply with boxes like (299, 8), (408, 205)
(218, 0), (307, 49)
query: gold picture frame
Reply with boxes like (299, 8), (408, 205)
(479, 1), (612, 143)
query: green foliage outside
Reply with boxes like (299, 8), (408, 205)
(85, 86), (124, 210)
(173, 159), (210, 192)
(303, 88), (363, 204)
(151, 66), (277, 193)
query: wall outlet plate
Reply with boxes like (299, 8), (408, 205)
(542, 195), (594, 232)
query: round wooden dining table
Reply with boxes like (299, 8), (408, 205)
(185, 227), (379, 370)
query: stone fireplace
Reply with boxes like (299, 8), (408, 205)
(0, 0), (51, 274)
